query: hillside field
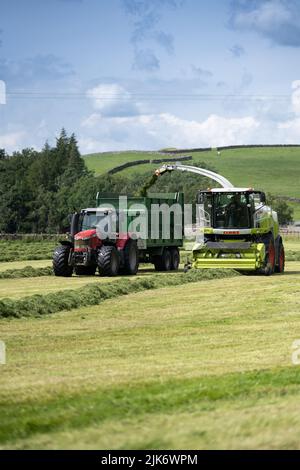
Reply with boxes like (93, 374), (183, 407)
(1, 238), (300, 449)
(84, 147), (300, 219)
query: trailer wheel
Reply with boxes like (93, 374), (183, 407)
(275, 243), (285, 273)
(154, 248), (171, 271)
(75, 266), (96, 276)
(170, 247), (180, 270)
(98, 245), (120, 276)
(53, 245), (73, 277)
(122, 239), (139, 275)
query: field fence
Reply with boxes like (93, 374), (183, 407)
(0, 234), (62, 242)
(280, 229), (300, 239)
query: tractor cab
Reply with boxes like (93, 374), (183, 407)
(72, 208), (119, 242)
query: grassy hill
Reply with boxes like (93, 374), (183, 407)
(84, 146), (300, 219)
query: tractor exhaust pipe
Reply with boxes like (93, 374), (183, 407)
(70, 212), (80, 240)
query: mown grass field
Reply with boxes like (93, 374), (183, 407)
(0, 238), (300, 449)
(0, 240), (57, 262)
(84, 147), (300, 219)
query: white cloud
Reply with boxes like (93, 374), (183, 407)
(291, 80), (300, 115)
(0, 131), (27, 152)
(233, 1), (291, 31)
(79, 78), (300, 153)
(0, 80), (6, 104)
(79, 111), (259, 152)
(86, 83), (140, 117)
(230, 0), (300, 47)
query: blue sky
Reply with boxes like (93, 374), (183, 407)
(0, 0), (300, 153)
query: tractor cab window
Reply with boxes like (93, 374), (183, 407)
(81, 211), (117, 232)
(214, 193), (250, 229)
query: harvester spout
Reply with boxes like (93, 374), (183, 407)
(154, 163), (234, 188)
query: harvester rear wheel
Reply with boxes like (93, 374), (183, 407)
(53, 245), (73, 277)
(154, 248), (171, 271)
(122, 239), (139, 275)
(75, 266), (96, 276)
(275, 243), (285, 273)
(170, 247), (180, 270)
(98, 245), (120, 277)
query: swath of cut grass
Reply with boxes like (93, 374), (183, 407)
(0, 240), (57, 262)
(0, 266), (53, 279)
(0, 269), (238, 318)
(285, 250), (300, 261)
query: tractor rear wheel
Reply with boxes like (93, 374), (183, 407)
(53, 245), (73, 277)
(98, 245), (120, 276)
(75, 265), (96, 276)
(154, 248), (171, 271)
(170, 247), (180, 270)
(122, 239), (139, 275)
(275, 243), (285, 273)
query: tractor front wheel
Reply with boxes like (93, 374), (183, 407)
(98, 245), (120, 276)
(53, 245), (73, 277)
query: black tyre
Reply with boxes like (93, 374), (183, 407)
(170, 247), (180, 270)
(275, 243), (285, 273)
(154, 248), (171, 271)
(53, 245), (73, 277)
(122, 239), (139, 275)
(75, 265), (96, 276)
(98, 245), (120, 276)
(263, 238), (276, 276)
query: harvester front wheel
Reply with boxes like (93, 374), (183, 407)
(53, 245), (73, 277)
(170, 247), (180, 270)
(275, 243), (285, 273)
(264, 238), (276, 276)
(154, 248), (171, 271)
(75, 266), (96, 276)
(122, 239), (139, 275)
(98, 245), (120, 276)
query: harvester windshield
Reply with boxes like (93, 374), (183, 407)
(198, 191), (265, 230)
(215, 193), (250, 228)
